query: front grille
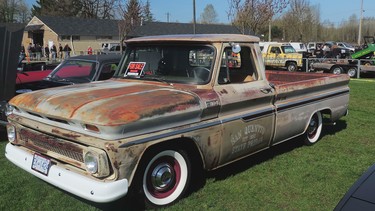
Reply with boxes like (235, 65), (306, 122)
(19, 128), (84, 163)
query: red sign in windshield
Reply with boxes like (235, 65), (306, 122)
(126, 62), (145, 76)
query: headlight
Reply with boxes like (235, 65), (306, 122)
(6, 124), (16, 142)
(5, 104), (14, 116)
(84, 151), (98, 174)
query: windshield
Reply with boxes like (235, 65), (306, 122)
(47, 60), (96, 83)
(117, 44), (215, 84)
(281, 46), (296, 53)
(343, 42), (353, 47)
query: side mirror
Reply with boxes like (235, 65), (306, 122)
(231, 43), (241, 53)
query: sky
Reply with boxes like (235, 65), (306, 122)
(25, 0), (375, 25)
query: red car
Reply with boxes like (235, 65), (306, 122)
(16, 61), (59, 93)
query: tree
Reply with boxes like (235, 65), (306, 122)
(0, 0), (30, 23)
(31, 0), (117, 19)
(228, 0), (289, 35)
(199, 4), (218, 24)
(118, 0), (143, 49)
(31, 0), (81, 17)
(79, 0), (118, 19)
(279, 0), (320, 42)
(143, 0), (154, 22)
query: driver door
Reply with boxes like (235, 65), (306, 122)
(214, 43), (276, 165)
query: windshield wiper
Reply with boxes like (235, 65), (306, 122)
(142, 75), (171, 85)
(46, 76), (74, 84)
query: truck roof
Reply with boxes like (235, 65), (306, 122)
(126, 34), (260, 43)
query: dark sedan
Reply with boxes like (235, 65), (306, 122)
(335, 164), (375, 210)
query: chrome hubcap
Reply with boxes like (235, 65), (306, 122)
(151, 163), (174, 191)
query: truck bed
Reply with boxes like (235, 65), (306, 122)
(265, 70), (349, 94)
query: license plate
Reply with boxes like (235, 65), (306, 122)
(31, 154), (51, 176)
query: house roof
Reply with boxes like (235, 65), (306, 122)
(126, 34), (260, 44)
(29, 16), (251, 38)
(129, 21), (246, 37)
(37, 16), (119, 36)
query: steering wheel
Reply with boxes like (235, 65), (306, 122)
(191, 67), (210, 82)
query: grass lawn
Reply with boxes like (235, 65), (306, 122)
(1, 78), (374, 210)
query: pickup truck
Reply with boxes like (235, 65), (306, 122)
(5, 34), (350, 207)
(260, 42), (305, 71)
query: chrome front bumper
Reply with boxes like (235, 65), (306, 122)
(5, 143), (128, 203)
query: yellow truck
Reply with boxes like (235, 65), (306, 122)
(260, 42), (304, 71)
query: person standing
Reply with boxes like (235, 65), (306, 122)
(35, 44), (42, 61)
(51, 44), (57, 62)
(63, 44), (71, 59)
(44, 44), (50, 61)
(87, 46), (93, 55)
(27, 43), (33, 60)
(58, 44), (63, 60)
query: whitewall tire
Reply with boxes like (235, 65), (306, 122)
(142, 150), (190, 207)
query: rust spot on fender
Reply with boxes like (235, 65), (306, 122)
(105, 143), (118, 153)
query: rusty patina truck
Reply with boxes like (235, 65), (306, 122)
(5, 34), (349, 207)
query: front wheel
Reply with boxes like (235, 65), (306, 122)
(286, 62), (297, 72)
(304, 111), (323, 145)
(142, 149), (191, 207)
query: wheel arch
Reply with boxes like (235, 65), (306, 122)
(303, 108), (331, 133)
(128, 137), (204, 187)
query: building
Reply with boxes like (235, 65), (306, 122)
(23, 16), (247, 56)
(24, 16), (119, 55)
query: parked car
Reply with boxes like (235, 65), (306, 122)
(337, 42), (355, 53)
(323, 42), (351, 59)
(289, 42), (308, 53)
(16, 54), (121, 93)
(307, 42), (324, 57)
(102, 45), (126, 54)
(335, 164), (375, 210)
(16, 61), (60, 94)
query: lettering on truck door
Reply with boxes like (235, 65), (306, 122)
(214, 44), (276, 165)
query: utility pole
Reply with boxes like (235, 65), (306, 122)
(193, 0), (196, 34)
(358, 0), (363, 45)
(166, 12), (170, 22)
(268, 21), (271, 42)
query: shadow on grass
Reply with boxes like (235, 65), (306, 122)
(0, 127), (7, 141)
(322, 119), (347, 136)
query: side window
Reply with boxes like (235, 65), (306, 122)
(218, 46), (258, 84)
(270, 47), (280, 54)
(98, 63), (118, 80)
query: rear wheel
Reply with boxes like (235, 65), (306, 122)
(141, 149), (191, 207)
(286, 62), (297, 72)
(330, 66), (343, 75)
(304, 111), (323, 145)
(347, 67), (357, 78)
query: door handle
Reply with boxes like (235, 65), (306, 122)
(260, 88), (272, 94)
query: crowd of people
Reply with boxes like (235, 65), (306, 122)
(22, 43), (73, 62)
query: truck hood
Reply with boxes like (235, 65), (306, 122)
(10, 80), (204, 137)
